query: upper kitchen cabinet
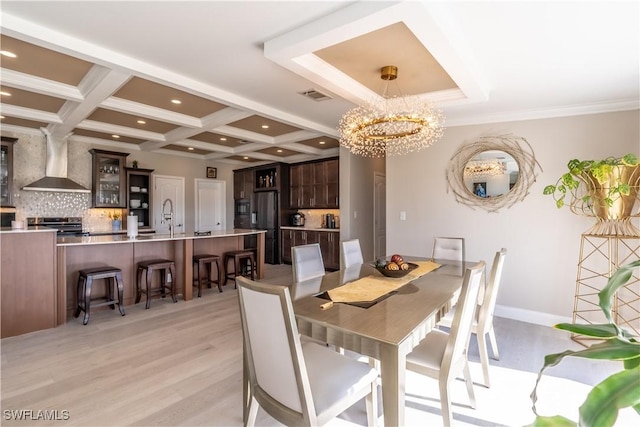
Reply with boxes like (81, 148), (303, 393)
(290, 158), (339, 209)
(233, 169), (254, 199)
(1, 137), (17, 207)
(126, 167), (153, 229)
(90, 149), (129, 208)
(254, 163), (288, 193)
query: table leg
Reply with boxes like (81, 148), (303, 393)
(379, 344), (405, 427)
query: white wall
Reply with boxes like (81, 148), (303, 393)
(386, 110), (639, 325)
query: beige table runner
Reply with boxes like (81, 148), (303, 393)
(328, 261), (441, 303)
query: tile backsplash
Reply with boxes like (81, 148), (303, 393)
(9, 130), (92, 221)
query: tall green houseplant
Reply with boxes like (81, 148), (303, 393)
(530, 259), (640, 427)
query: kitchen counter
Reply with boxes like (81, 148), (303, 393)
(280, 226), (340, 232)
(57, 229), (265, 246)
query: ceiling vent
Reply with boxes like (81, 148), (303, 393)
(299, 89), (332, 102)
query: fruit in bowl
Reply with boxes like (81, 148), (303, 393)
(374, 255), (417, 277)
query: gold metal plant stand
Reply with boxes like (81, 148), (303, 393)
(572, 233), (640, 346)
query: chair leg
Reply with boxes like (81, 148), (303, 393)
(107, 277), (115, 310)
(463, 359), (477, 409)
(215, 259), (223, 293)
(488, 326), (500, 360)
(169, 264), (177, 303)
(83, 276), (92, 325)
(439, 378), (453, 427)
(73, 276), (84, 318)
(145, 268), (153, 309)
(365, 379), (378, 427)
(135, 267), (143, 304)
(246, 395), (259, 427)
(195, 261), (202, 298)
(477, 332), (491, 388)
(115, 271), (126, 316)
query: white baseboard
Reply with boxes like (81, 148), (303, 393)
(495, 304), (572, 327)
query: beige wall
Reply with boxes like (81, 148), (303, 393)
(339, 148), (385, 262)
(385, 110), (640, 325)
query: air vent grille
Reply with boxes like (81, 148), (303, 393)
(299, 89), (332, 102)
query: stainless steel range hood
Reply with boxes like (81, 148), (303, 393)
(22, 129), (91, 193)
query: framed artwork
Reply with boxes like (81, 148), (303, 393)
(206, 167), (217, 179)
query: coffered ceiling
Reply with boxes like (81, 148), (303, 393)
(0, 1), (638, 166)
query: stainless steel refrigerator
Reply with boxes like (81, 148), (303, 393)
(252, 191), (278, 264)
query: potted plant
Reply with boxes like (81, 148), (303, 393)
(543, 153), (638, 212)
(529, 259), (640, 427)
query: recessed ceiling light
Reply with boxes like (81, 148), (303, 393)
(261, 125), (269, 129)
(171, 99), (181, 104)
(243, 156), (249, 160)
(319, 140), (326, 145)
(220, 137), (227, 141)
(187, 147), (194, 151)
(137, 120), (146, 124)
(112, 134), (120, 139)
(0, 50), (17, 58)
(0, 91), (11, 96)
(277, 149), (283, 153)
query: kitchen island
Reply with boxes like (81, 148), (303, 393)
(1, 228), (265, 337)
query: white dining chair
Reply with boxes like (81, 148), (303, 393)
(438, 248), (507, 387)
(291, 243), (325, 283)
(406, 261), (485, 427)
(432, 237), (465, 262)
(340, 238), (364, 268)
(236, 276), (378, 427)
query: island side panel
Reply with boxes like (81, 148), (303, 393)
(1, 231), (57, 338)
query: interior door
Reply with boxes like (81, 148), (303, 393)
(195, 178), (225, 231)
(154, 175), (185, 234)
(373, 172), (386, 260)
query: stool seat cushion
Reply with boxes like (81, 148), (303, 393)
(80, 266), (122, 276)
(138, 259), (174, 268)
(194, 254), (221, 262)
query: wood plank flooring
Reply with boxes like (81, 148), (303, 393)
(1, 264), (627, 426)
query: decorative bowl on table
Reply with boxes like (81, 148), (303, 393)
(374, 255), (418, 278)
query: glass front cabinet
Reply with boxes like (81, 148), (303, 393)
(1, 137), (17, 207)
(90, 149), (129, 208)
(126, 167), (153, 229)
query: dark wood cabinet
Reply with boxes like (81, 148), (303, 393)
(233, 169), (254, 199)
(281, 228), (339, 270)
(289, 158), (339, 208)
(126, 168), (153, 229)
(90, 149), (129, 208)
(1, 136), (17, 207)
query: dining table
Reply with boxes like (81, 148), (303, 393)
(291, 257), (478, 427)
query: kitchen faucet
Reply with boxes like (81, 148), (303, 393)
(162, 198), (174, 238)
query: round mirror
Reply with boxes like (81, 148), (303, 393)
(446, 135), (541, 212)
(463, 150), (519, 199)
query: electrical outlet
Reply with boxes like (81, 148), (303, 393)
(400, 211), (406, 220)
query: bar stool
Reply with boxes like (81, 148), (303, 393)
(223, 249), (256, 288)
(193, 254), (222, 297)
(73, 266), (125, 325)
(136, 259), (177, 309)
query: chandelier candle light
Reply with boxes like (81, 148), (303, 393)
(338, 65), (445, 157)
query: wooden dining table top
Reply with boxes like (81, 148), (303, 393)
(292, 258), (475, 347)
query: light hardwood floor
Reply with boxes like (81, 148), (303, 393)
(0, 264), (628, 426)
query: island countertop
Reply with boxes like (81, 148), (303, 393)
(56, 228), (266, 246)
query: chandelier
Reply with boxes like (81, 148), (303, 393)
(464, 160), (505, 178)
(338, 65), (445, 158)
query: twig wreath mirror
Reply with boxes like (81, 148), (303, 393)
(446, 134), (542, 212)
